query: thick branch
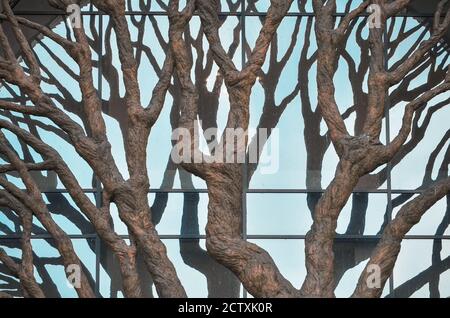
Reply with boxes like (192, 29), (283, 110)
(387, 2), (450, 85)
(335, 0), (371, 41)
(313, 1), (350, 145)
(0, 161), (55, 174)
(2, 0), (41, 83)
(353, 177), (450, 298)
(0, 192), (45, 298)
(0, 119), (142, 297)
(0, 132), (95, 298)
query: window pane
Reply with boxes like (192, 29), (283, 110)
(392, 194), (450, 236)
(247, 16), (387, 190)
(248, 239), (305, 289)
(0, 238), (96, 298)
(247, 193), (388, 236)
(336, 193), (388, 236)
(0, 239), (21, 297)
(99, 239), (241, 298)
(38, 192), (97, 235)
(391, 239), (450, 298)
(247, 194), (313, 235)
(334, 241), (391, 298)
(109, 193), (208, 236)
(388, 17), (450, 190)
(333, 238), (380, 296)
(0, 15), (98, 189)
(102, 14), (241, 190)
(0, 193), (96, 236)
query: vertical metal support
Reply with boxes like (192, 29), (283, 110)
(241, 0), (248, 299)
(383, 16), (394, 296)
(93, 11), (104, 298)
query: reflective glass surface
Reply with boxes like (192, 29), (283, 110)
(0, 0), (448, 298)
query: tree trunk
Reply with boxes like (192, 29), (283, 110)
(205, 165), (299, 297)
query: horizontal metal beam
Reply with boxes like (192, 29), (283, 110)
(0, 188), (431, 194)
(7, 11), (443, 19)
(1, 234), (449, 240)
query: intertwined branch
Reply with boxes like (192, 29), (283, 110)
(0, 0), (449, 298)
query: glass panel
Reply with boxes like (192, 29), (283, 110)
(334, 246), (391, 298)
(247, 193), (313, 235)
(247, 193), (387, 236)
(99, 238), (131, 299)
(154, 193), (209, 236)
(0, 192), (96, 236)
(0, 238), (96, 298)
(388, 17), (450, 190)
(34, 238), (96, 298)
(99, 239), (241, 298)
(40, 192), (97, 235)
(391, 239), (450, 298)
(246, 16), (306, 189)
(0, 15), (99, 189)
(248, 239), (305, 289)
(333, 238), (380, 296)
(0, 239), (21, 297)
(102, 14), (241, 190)
(109, 193), (208, 236)
(392, 195), (450, 236)
(336, 193), (389, 236)
(0, 207), (19, 236)
(247, 16), (387, 190)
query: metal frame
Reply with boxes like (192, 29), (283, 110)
(0, 0), (448, 298)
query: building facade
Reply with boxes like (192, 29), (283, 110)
(0, 0), (449, 298)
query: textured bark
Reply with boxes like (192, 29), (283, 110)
(90, 0), (185, 297)
(0, 291), (13, 298)
(0, 0), (182, 297)
(300, 0), (450, 297)
(171, 0), (300, 297)
(0, 120), (142, 298)
(0, 132), (95, 298)
(0, 194), (45, 298)
(13, 197), (45, 298)
(206, 171), (299, 297)
(353, 177), (450, 298)
(0, 0), (449, 299)
(0, 246), (43, 298)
